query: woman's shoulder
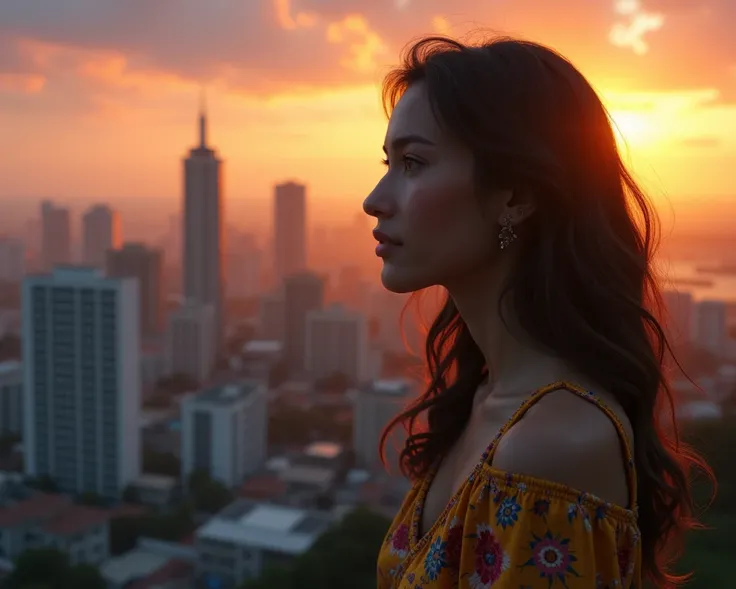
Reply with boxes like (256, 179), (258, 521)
(491, 384), (634, 508)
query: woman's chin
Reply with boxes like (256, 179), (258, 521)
(380, 264), (429, 294)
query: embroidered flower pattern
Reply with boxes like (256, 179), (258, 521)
(467, 524), (510, 588)
(375, 382), (640, 589)
(496, 496), (522, 529)
(424, 536), (448, 581)
(522, 531), (580, 585)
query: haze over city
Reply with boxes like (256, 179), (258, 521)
(0, 1), (733, 588)
(1, 0), (736, 239)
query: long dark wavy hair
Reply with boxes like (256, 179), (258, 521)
(378, 36), (712, 587)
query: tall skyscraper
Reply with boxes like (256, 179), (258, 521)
(40, 201), (71, 271)
(22, 267), (141, 497)
(273, 181), (307, 284)
(82, 204), (121, 269)
(183, 98), (224, 346)
(107, 243), (164, 338)
(0, 237), (25, 283)
(284, 272), (324, 374)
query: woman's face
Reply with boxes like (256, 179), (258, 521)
(363, 82), (508, 294)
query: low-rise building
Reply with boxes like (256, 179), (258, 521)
(0, 492), (110, 564)
(194, 499), (333, 588)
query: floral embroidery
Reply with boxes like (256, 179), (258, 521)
(533, 499), (550, 519)
(466, 524), (510, 588)
(424, 536), (448, 581)
(496, 496), (522, 529)
(521, 531), (580, 585)
(445, 518), (464, 569)
(376, 381), (641, 589)
(390, 523), (410, 558)
(618, 547), (632, 581)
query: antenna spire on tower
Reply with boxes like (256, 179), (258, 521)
(198, 86), (207, 148)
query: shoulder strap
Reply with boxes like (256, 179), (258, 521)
(485, 380), (637, 509)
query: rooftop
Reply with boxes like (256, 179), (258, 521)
(42, 504), (111, 536)
(101, 549), (173, 586)
(0, 361), (20, 376)
(243, 340), (282, 355)
(191, 381), (263, 407)
(369, 379), (411, 397)
(196, 500), (331, 555)
(304, 441), (343, 460)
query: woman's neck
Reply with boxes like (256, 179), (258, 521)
(446, 266), (573, 402)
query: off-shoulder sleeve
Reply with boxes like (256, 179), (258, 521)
(448, 468), (642, 588)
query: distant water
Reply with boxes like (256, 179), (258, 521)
(660, 259), (736, 302)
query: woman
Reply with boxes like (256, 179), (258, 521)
(363, 36), (708, 589)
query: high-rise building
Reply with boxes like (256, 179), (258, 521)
(226, 232), (261, 300)
(0, 360), (22, 437)
(352, 379), (411, 471)
(40, 201), (71, 271)
(258, 291), (285, 341)
(165, 301), (216, 382)
(107, 243), (164, 338)
(306, 304), (369, 383)
(183, 99), (224, 347)
(273, 181), (307, 284)
(662, 290), (694, 346)
(82, 204), (121, 269)
(0, 237), (25, 283)
(694, 299), (728, 357)
(283, 272), (324, 374)
(22, 267), (141, 497)
(181, 381), (267, 488)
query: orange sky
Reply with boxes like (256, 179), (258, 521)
(0, 0), (735, 226)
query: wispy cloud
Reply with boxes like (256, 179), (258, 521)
(609, 0), (664, 55)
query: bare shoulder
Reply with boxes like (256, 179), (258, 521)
(492, 387), (633, 507)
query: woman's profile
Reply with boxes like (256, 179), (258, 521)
(363, 36), (709, 589)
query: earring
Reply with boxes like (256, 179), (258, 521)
(498, 213), (517, 250)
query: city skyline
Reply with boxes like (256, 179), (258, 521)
(1, 0), (735, 222)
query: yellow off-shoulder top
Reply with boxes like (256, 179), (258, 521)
(376, 381), (641, 589)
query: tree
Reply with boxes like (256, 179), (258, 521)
(142, 448), (181, 477)
(122, 485), (139, 504)
(3, 548), (106, 589)
(110, 503), (194, 556)
(76, 492), (106, 507)
(241, 508), (391, 589)
(65, 565), (106, 589)
(188, 469), (233, 513)
(26, 475), (58, 493)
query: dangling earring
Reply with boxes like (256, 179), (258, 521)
(498, 213), (517, 250)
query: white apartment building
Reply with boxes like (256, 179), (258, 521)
(305, 304), (369, 383)
(165, 301), (216, 382)
(195, 499), (331, 588)
(352, 379), (412, 471)
(181, 381), (268, 488)
(22, 267), (141, 497)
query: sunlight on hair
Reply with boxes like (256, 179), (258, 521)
(609, 109), (654, 149)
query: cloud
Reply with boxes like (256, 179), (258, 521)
(679, 136), (722, 148)
(0, 0), (733, 103)
(609, 0), (664, 55)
